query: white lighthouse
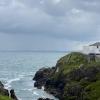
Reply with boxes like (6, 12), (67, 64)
(82, 42), (100, 55)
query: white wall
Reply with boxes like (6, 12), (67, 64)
(82, 46), (100, 54)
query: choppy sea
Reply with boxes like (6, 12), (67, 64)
(0, 51), (67, 100)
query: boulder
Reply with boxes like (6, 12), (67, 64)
(33, 67), (55, 89)
(10, 89), (18, 100)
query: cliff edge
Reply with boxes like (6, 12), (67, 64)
(33, 52), (100, 100)
(0, 81), (18, 100)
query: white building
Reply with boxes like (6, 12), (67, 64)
(82, 42), (100, 55)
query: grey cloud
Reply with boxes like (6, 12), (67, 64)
(18, 0), (100, 15)
(0, 0), (100, 50)
(0, 0), (11, 6)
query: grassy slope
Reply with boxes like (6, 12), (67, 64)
(85, 81), (100, 100)
(52, 52), (100, 100)
(0, 95), (11, 100)
(56, 52), (88, 74)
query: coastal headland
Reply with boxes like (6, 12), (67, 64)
(34, 52), (100, 100)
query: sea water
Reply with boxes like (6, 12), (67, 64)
(0, 51), (66, 100)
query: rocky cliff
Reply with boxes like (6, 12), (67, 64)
(0, 81), (18, 100)
(33, 52), (100, 100)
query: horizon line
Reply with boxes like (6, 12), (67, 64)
(0, 50), (69, 53)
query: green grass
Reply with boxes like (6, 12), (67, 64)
(0, 95), (11, 100)
(48, 52), (100, 100)
(56, 52), (89, 75)
(86, 61), (100, 68)
(52, 52), (100, 100)
(57, 52), (88, 66)
(55, 52), (100, 75)
(85, 81), (100, 100)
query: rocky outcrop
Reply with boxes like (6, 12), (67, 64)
(0, 81), (9, 97)
(33, 52), (100, 100)
(10, 89), (18, 100)
(0, 81), (18, 100)
(33, 67), (56, 89)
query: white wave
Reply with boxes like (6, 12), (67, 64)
(22, 88), (33, 91)
(33, 91), (39, 96)
(18, 97), (22, 100)
(4, 73), (27, 89)
(42, 86), (44, 90)
(5, 78), (21, 89)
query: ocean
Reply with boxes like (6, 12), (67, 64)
(0, 51), (67, 100)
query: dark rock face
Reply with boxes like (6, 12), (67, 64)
(33, 52), (100, 100)
(0, 81), (4, 87)
(63, 84), (84, 100)
(45, 79), (65, 99)
(33, 67), (55, 89)
(66, 66), (99, 82)
(10, 89), (18, 100)
(0, 81), (18, 100)
(33, 67), (55, 81)
(33, 67), (64, 99)
(34, 66), (100, 100)
(0, 81), (9, 96)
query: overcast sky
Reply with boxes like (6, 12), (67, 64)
(0, 0), (100, 51)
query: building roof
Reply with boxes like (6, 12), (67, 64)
(90, 42), (100, 46)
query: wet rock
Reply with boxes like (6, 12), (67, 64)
(34, 66), (100, 100)
(10, 89), (18, 100)
(34, 52), (100, 100)
(0, 81), (18, 99)
(33, 67), (55, 81)
(33, 67), (55, 89)
(0, 81), (9, 96)
(0, 81), (4, 88)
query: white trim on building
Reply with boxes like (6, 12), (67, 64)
(82, 42), (100, 54)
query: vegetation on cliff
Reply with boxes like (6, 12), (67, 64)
(54, 52), (88, 76)
(0, 81), (18, 100)
(34, 52), (100, 100)
(0, 95), (11, 100)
